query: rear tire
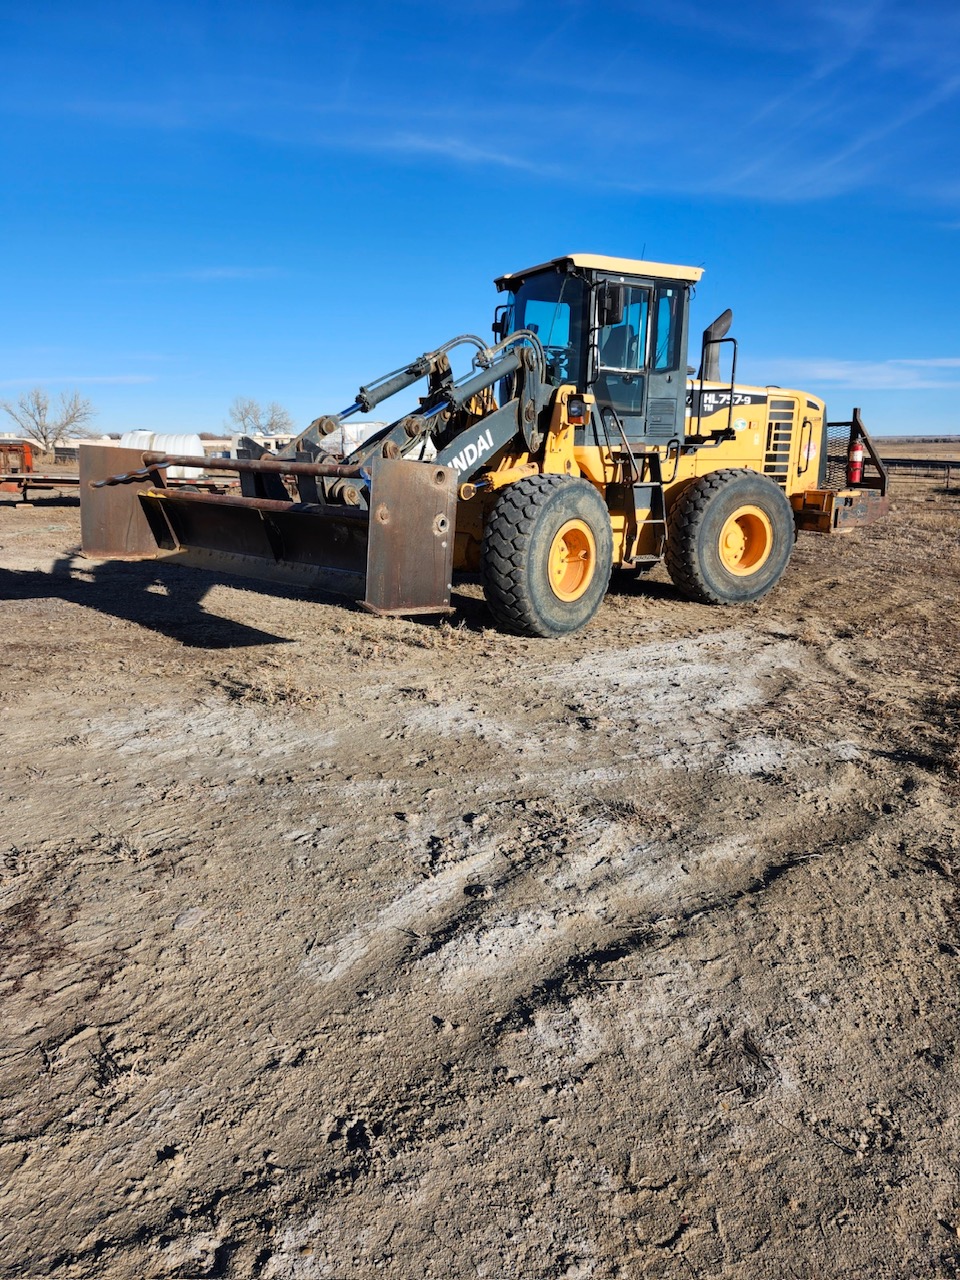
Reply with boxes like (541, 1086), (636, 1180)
(481, 475), (613, 637)
(665, 469), (794, 605)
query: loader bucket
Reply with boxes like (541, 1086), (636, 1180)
(79, 444), (458, 616)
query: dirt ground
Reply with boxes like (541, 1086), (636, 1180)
(1, 469), (959, 1279)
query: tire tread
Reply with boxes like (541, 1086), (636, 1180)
(481, 474), (612, 637)
(665, 468), (793, 605)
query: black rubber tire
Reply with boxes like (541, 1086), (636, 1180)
(665, 468), (794, 605)
(481, 474), (614, 637)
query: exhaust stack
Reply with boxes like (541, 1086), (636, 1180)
(699, 308), (733, 382)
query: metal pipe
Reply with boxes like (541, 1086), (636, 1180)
(699, 309), (733, 382)
(141, 453), (364, 478)
(482, 329), (545, 379)
(147, 489), (368, 518)
(438, 334), (488, 354)
(92, 453), (366, 489)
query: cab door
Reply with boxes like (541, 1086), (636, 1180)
(593, 282), (650, 443)
(645, 284), (684, 443)
(593, 280), (685, 445)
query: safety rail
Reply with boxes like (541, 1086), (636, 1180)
(823, 407), (889, 495)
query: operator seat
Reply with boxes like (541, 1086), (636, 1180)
(600, 324), (637, 370)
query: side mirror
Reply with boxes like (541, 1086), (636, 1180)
(492, 305), (510, 342)
(598, 282), (625, 327)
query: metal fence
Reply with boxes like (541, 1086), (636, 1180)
(881, 457), (959, 490)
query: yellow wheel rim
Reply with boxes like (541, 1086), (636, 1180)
(718, 505), (773, 575)
(548, 518), (596, 601)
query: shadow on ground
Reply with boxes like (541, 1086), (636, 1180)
(0, 551), (296, 648)
(1, 545), (687, 647)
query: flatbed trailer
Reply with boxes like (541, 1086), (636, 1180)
(0, 472), (81, 500)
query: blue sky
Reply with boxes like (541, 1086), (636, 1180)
(1, 0), (959, 436)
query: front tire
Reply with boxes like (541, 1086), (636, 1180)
(481, 475), (613, 637)
(665, 469), (794, 605)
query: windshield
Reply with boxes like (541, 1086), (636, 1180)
(504, 271), (587, 387)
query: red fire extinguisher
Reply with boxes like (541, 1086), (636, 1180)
(847, 438), (864, 486)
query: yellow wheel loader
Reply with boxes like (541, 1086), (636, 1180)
(81, 254), (888, 638)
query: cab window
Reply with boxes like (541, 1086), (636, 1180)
(653, 286), (681, 371)
(598, 286), (649, 371)
(595, 284), (650, 426)
(524, 297), (570, 348)
(506, 272), (587, 387)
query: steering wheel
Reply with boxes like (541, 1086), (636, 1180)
(542, 344), (572, 381)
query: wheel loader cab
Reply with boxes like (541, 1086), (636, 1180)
(495, 254), (701, 447)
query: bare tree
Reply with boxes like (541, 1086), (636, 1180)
(265, 401), (295, 435)
(1, 387), (97, 454)
(227, 396), (294, 436)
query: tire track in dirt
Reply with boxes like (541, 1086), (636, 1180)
(4, 499), (960, 1277)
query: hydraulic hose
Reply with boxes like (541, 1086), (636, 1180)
(481, 329), (546, 381)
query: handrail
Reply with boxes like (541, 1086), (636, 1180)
(694, 335), (739, 438)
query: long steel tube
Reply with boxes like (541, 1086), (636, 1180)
(141, 453), (364, 478)
(147, 489), (367, 518)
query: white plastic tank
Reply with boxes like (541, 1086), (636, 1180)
(119, 431), (205, 479)
(119, 430), (155, 450)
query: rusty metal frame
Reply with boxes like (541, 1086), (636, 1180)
(80, 446), (172, 559)
(362, 459), (457, 616)
(80, 445), (458, 617)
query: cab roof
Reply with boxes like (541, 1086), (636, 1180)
(495, 253), (704, 289)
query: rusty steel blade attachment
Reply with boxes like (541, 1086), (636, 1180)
(79, 445), (457, 616)
(80, 446), (170, 560)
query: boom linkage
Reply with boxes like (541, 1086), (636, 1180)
(251, 336), (545, 500)
(79, 329), (548, 624)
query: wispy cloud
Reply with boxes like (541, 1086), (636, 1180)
(66, 98), (197, 128)
(359, 132), (567, 180)
(6, 4), (960, 211)
(110, 267), (283, 285)
(760, 357), (960, 391)
(790, 71), (960, 189)
(178, 267), (281, 282)
(891, 358), (960, 369)
(744, 4), (881, 132)
(0, 374), (157, 388)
